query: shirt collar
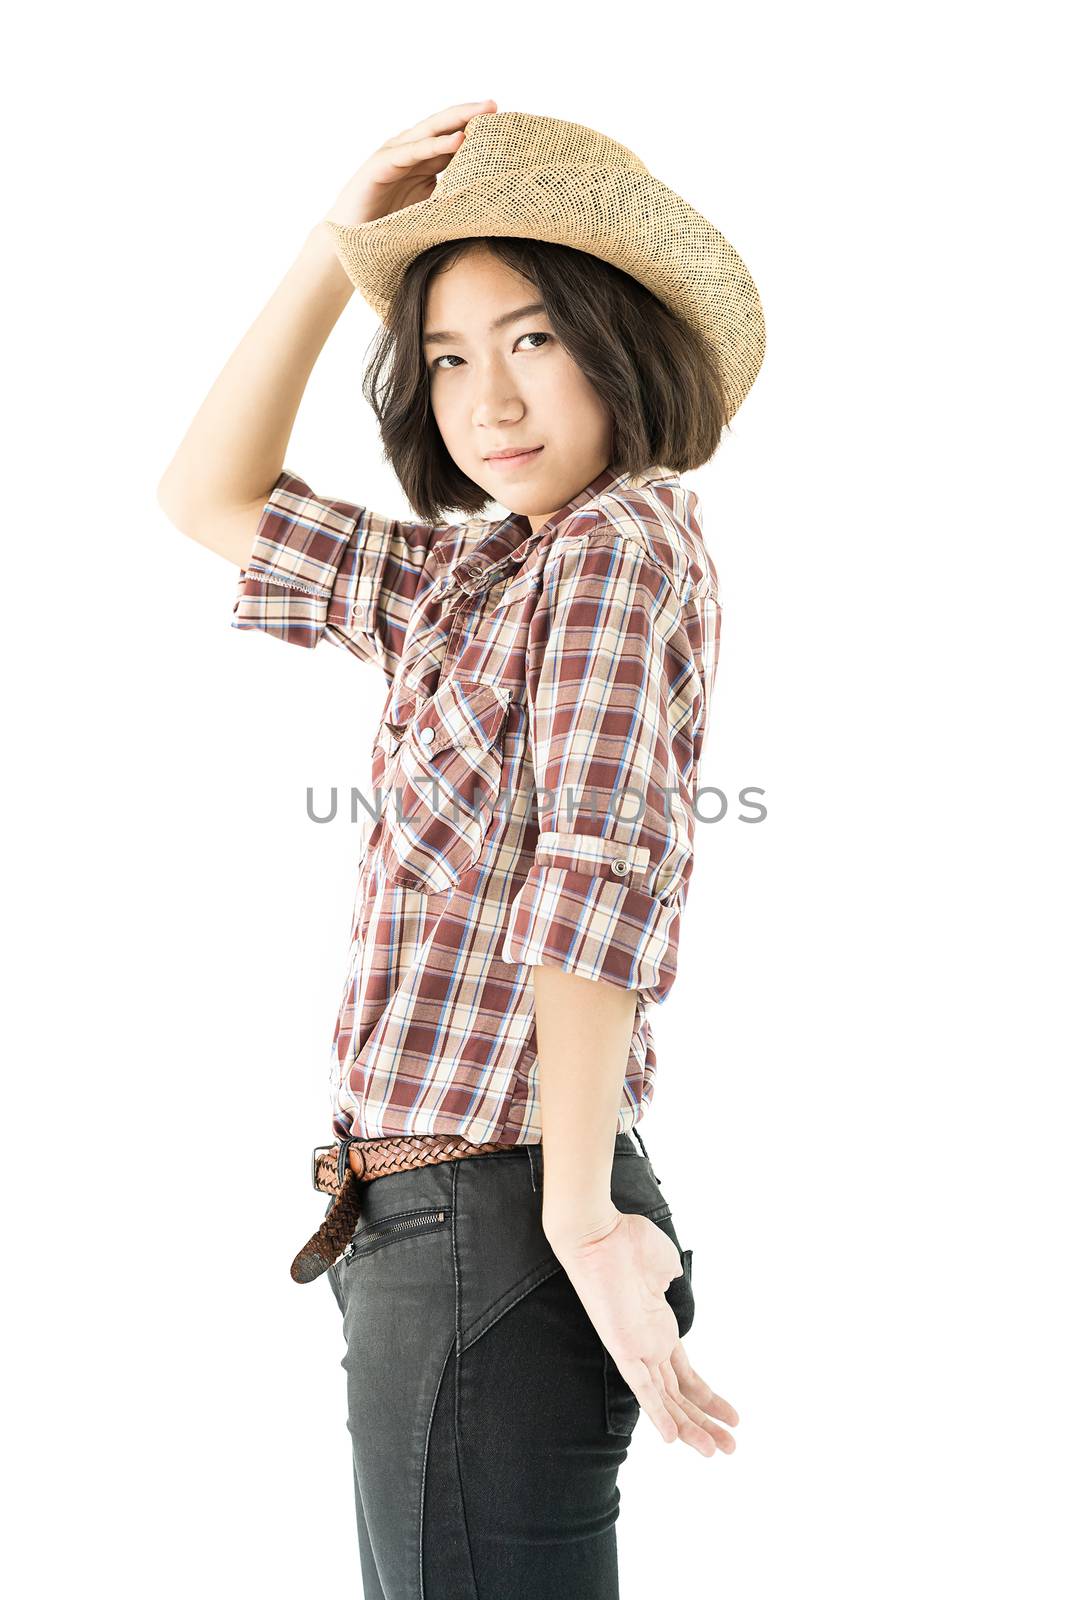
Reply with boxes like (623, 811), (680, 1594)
(447, 464), (674, 594)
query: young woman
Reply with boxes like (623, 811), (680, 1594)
(158, 101), (764, 1600)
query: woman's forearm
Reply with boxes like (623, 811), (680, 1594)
(533, 964), (638, 1246)
(156, 220), (353, 523)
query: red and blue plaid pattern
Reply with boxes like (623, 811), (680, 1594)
(232, 463), (720, 1144)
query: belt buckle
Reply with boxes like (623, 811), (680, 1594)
(311, 1144), (336, 1192)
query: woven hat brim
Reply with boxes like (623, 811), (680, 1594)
(327, 166), (766, 423)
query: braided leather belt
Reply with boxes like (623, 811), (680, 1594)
(290, 1133), (516, 1284)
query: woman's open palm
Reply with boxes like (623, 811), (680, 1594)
(555, 1210), (739, 1456)
(324, 99), (498, 229)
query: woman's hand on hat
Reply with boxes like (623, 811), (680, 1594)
(322, 100), (497, 229)
(550, 1207), (739, 1457)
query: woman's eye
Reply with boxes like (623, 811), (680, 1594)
(431, 331), (553, 372)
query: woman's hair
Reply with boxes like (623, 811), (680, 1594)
(361, 236), (730, 521)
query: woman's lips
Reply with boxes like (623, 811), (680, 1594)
(485, 446), (544, 471)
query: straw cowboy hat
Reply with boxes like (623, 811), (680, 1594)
(325, 110), (766, 423)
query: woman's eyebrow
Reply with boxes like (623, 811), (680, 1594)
(423, 302), (548, 346)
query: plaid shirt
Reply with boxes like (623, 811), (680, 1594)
(232, 463), (720, 1144)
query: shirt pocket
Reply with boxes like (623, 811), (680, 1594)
(376, 677), (513, 893)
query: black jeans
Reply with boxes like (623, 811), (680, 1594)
(323, 1129), (695, 1600)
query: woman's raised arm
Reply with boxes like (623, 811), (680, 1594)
(156, 223), (354, 569)
(156, 99), (497, 569)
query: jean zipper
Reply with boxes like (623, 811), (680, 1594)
(343, 1210), (447, 1259)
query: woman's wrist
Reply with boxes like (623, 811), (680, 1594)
(542, 1198), (622, 1254)
(300, 220), (357, 300)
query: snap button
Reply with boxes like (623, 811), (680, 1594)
(610, 858), (630, 876)
(351, 602), (366, 618)
(419, 726), (436, 746)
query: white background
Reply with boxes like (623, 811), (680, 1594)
(5, 2), (1064, 1594)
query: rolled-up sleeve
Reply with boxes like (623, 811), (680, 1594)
(502, 530), (703, 1003)
(231, 469), (442, 681)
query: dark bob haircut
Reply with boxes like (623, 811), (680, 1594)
(360, 236), (730, 522)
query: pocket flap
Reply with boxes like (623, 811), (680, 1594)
(375, 685), (420, 755)
(408, 678), (511, 756)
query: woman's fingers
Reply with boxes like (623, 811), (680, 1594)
(386, 100), (496, 148)
(385, 130), (471, 171)
(664, 1393), (719, 1455)
(674, 1389), (739, 1452)
(621, 1360), (715, 1454)
(381, 100), (498, 176)
(326, 102), (498, 229)
(622, 1348), (740, 1455)
(659, 1355), (683, 1402)
(653, 1360), (714, 1454)
(671, 1339), (740, 1427)
(623, 1361), (681, 1444)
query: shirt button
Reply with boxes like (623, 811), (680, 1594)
(610, 858), (630, 875)
(419, 726), (436, 745)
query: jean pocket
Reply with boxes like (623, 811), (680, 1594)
(603, 1347), (642, 1437)
(666, 1247), (695, 1339)
(650, 1207), (696, 1339)
(340, 1205), (451, 1263)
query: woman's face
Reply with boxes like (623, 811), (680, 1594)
(423, 246), (613, 533)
